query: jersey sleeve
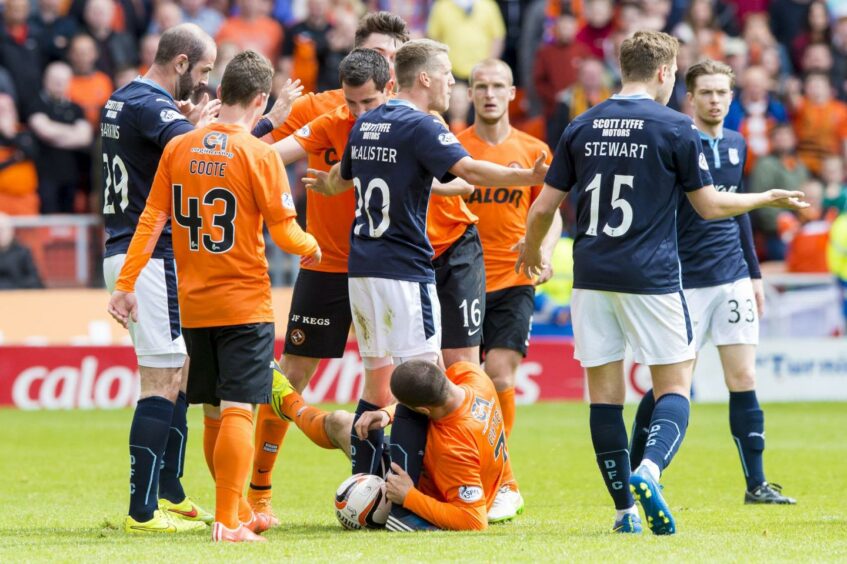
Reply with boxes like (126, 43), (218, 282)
(544, 124), (576, 192)
(114, 148), (174, 292)
(674, 121), (714, 192)
(414, 117), (470, 183)
(403, 445), (488, 531)
(251, 148), (298, 227)
(136, 98), (194, 148)
(271, 95), (313, 141)
(293, 113), (334, 155)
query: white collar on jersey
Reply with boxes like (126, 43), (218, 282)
(610, 93), (652, 100)
(386, 98), (419, 111)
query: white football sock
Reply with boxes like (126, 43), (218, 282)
(615, 505), (638, 521)
(638, 459), (661, 483)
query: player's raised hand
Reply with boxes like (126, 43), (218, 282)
(107, 291), (138, 329)
(353, 409), (390, 439)
(385, 462), (414, 504)
(264, 79), (304, 127)
(513, 237), (546, 280)
(302, 168), (331, 195)
(530, 151), (549, 185)
(764, 189), (809, 210)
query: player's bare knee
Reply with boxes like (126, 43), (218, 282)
(326, 409), (353, 449)
(138, 365), (181, 401)
(725, 367), (756, 392)
(203, 403), (221, 420)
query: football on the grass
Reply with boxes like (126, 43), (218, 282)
(334, 473), (390, 530)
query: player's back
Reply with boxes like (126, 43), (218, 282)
(677, 129), (749, 288)
(163, 123), (296, 328)
(555, 95), (712, 294)
(460, 126), (550, 292)
(419, 362), (510, 511)
(341, 100), (468, 283)
(101, 78), (193, 259)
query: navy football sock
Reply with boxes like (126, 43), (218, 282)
(159, 391), (188, 503)
(388, 404), (429, 520)
(729, 390), (766, 490)
(590, 404), (635, 510)
(642, 393), (690, 474)
(629, 389), (656, 471)
(351, 399), (384, 475)
(128, 396), (174, 521)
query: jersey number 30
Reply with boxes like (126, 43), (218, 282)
(173, 184), (237, 253)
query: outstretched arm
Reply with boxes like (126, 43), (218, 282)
(449, 153), (548, 189)
(686, 185), (808, 220)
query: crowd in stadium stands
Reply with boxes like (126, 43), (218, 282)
(1, 0), (847, 276)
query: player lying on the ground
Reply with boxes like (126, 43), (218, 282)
(628, 59), (795, 505)
(269, 360), (519, 530)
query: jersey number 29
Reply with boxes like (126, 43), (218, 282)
(102, 154), (129, 214)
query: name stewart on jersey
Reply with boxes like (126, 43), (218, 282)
(340, 99), (469, 283)
(544, 95), (713, 294)
(677, 129), (751, 288)
(101, 79), (193, 259)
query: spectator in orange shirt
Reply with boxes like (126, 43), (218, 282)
(790, 71), (847, 177)
(0, 94), (39, 216)
(67, 34), (114, 129)
(282, 0), (334, 93)
(216, 0), (284, 63)
(781, 180), (832, 272)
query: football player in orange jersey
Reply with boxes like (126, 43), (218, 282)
(268, 360), (516, 531)
(246, 13), (410, 521)
(108, 50), (320, 543)
(457, 59), (562, 520)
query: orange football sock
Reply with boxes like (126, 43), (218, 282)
(213, 407), (254, 529)
(284, 392), (335, 450)
(250, 404), (290, 489)
(497, 387), (516, 439)
(205, 415), (253, 522)
(203, 416), (221, 478)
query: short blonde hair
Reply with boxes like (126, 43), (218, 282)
(395, 38), (449, 90)
(619, 31), (679, 83)
(469, 58), (514, 86)
(685, 58), (735, 92)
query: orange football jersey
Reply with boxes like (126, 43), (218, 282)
(429, 195), (478, 259)
(117, 123), (301, 328)
(404, 362), (515, 530)
(458, 126), (551, 292)
(272, 89), (351, 273)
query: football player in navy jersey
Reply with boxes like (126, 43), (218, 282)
(516, 31), (807, 535)
(101, 24), (219, 534)
(306, 38), (547, 529)
(628, 59), (796, 505)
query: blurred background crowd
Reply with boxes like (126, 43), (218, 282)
(0, 0), (846, 305)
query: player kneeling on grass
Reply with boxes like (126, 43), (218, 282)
(270, 360), (518, 530)
(108, 50), (320, 543)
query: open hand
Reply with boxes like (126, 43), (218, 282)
(513, 237), (546, 280)
(765, 189), (809, 210)
(303, 168), (331, 195)
(107, 291), (138, 329)
(264, 79), (304, 127)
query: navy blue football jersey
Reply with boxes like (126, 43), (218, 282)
(340, 99), (469, 282)
(101, 78), (194, 258)
(677, 129), (757, 288)
(545, 94), (713, 294)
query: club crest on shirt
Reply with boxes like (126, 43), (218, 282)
(160, 109), (182, 122)
(282, 192), (295, 210)
(699, 152), (709, 171)
(297, 124), (311, 138)
(728, 147), (740, 165)
(438, 132), (459, 145)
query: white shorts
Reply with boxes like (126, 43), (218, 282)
(104, 254), (187, 368)
(348, 277), (441, 360)
(571, 289), (695, 367)
(684, 278), (759, 351)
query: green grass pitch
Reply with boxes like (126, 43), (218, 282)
(0, 402), (845, 562)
